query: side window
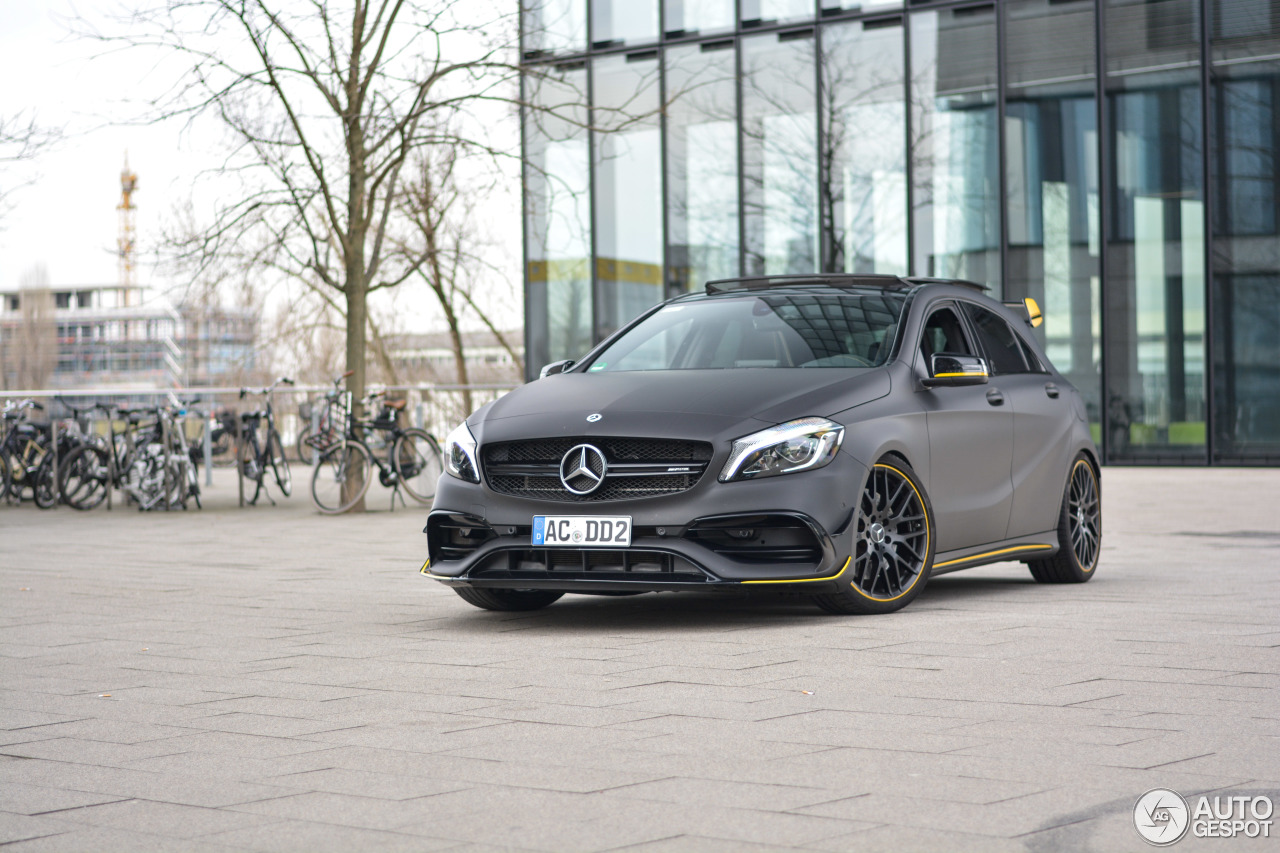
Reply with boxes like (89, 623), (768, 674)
(919, 306), (974, 366)
(961, 303), (1029, 375)
(1015, 333), (1047, 374)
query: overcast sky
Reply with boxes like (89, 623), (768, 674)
(0, 1), (523, 331)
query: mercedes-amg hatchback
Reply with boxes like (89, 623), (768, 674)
(421, 275), (1101, 615)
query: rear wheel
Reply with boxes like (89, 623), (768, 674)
(0, 449), (11, 504)
(268, 430), (292, 496)
(452, 587), (564, 612)
(59, 445), (110, 510)
(394, 428), (443, 504)
(1028, 455), (1100, 583)
(310, 441), (373, 514)
(33, 455), (58, 508)
(238, 437), (263, 504)
(814, 457), (935, 615)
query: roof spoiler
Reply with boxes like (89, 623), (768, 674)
(1003, 297), (1044, 328)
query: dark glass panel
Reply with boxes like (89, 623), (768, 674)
(1103, 0), (1206, 460)
(1005, 0), (1101, 434)
(820, 17), (907, 275)
(1209, 0), (1280, 461)
(743, 31), (818, 276)
(593, 53), (663, 339)
(666, 41), (739, 292)
(910, 5), (1001, 291)
(525, 65), (592, 374)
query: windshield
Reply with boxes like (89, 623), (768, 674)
(585, 291), (905, 372)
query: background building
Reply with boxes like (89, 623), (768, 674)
(519, 0), (1280, 465)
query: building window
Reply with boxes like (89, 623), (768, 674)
(666, 39), (739, 292)
(593, 51), (663, 339)
(590, 0), (657, 48)
(525, 62), (592, 371)
(663, 0), (734, 38)
(523, 0), (586, 57)
(910, 4), (1001, 290)
(742, 28), (818, 276)
(820, 15), (907, 275)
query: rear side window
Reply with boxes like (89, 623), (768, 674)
(961, 303), (1029, 375)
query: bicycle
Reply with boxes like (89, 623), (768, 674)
(237, 377), (294, 505)
(58, 403), (173, 511)
(309, 375), (443, 514)
(1, 400), (58, 508)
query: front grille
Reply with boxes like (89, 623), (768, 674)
(484, 437), (713, 502)
(470, 548), (709, 583)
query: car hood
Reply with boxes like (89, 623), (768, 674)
(472, 369), (891, 443)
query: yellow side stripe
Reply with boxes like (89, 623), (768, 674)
(742, 556), (852, 585)
(932, 544), (1052, 569)
(934, 372), (987, 378)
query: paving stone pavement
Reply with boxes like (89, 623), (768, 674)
(1, 466), (1278, 852)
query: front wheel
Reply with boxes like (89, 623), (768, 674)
(34, 455), (59, 509)
(268, 430), (292, 496)
(310, 441), (373, 514)
(59, 445), (110, 510)
(813, 457), (936, 615)
(393, 428), (443, 504)
(452, 587), (564, 612)
(1028, 455), (1101, 583)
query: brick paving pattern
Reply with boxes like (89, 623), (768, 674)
(1, 467), (1277, 852)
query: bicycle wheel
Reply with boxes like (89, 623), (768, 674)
(268, 430), (292, 496)
(394, 428), (443, 504)
(311, 441), (373, 514)
(294, 425), (313, 464)
(238, 436), (263, 504)
(34, 454), (59, 509)
(1, 449), (13, 504)
(59, 444), (110, 510)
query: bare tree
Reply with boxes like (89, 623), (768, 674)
(0, 112), (61, 222)
(397, 141), (523, 414)
(0, 265), (58, 390)
(95, 0), (529, 402)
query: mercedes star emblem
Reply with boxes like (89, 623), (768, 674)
(560, 444), (607, 495)
(586, 413), (602, 422)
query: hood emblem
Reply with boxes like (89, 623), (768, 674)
(586, 413), (602, 423)
(560, 444), (607, 495)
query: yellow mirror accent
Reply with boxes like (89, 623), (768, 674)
(1024, 297), (1043, 328)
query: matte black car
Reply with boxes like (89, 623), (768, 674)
(422, 274), (1101, 615)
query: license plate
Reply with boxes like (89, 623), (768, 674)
(532, 515), (632, 547)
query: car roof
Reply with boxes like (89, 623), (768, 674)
(702, 273), (988, 295)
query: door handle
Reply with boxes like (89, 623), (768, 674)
(1044, 383), (1060, 399)
(986, 389), (1004, 406)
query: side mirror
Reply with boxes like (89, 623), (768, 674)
(922, 353), (989, 388)
(538, 359), (575, 379)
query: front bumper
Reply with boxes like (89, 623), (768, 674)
(421, 451), (868, 594)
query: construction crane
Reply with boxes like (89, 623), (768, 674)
(118, 154), (138, 306)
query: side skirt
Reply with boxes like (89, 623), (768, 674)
(929, 534), (1059, 576)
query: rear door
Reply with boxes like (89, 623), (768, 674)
(960, 301), (1074, 538)
(917, 302), (1014, 551)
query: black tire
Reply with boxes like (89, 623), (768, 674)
(310, 441), (373, 514)
(59, 444), (110, 510)
(814, 456), (936, 615)
(268, 430), (292, 496)
(452, 587), (564, 612)
(1028, 455), (1101, 583)
(238, 437), (263, 504)
(295, 426), (314, 464)
(33, 455), (58, 509)
(393, 428), (443, 504)
(0, 449), (12, 504)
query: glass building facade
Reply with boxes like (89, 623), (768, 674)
(521, 0), (1280, 465)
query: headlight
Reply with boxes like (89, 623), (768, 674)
(719, 417), (844, 482)
(443, 421), (480, 483)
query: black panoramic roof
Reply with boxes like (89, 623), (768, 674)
(704, 273), (988, 295)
